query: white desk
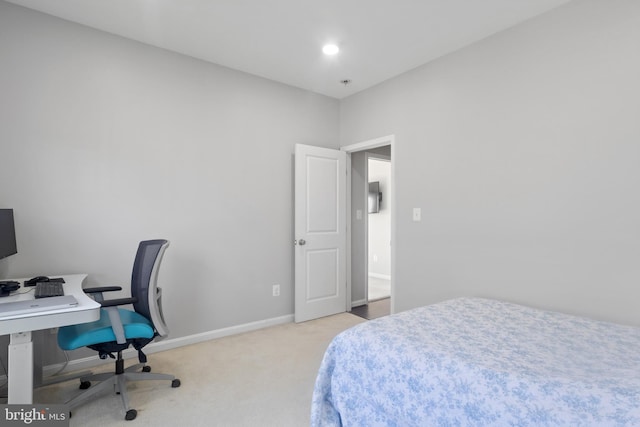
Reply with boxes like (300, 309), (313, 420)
(0, 274), (100, 404)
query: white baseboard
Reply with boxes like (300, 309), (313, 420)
(368, 273), (391, 280)
(351, 299), (366, 308)
(42, 314), (294, 377)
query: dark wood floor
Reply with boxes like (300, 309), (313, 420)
(351, 298), (390, 320)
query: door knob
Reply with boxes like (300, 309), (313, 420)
(298, 239), (306, 246)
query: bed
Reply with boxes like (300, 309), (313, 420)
(311, 297), (640, 426)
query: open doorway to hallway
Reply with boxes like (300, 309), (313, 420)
(344, 135), (394, 321)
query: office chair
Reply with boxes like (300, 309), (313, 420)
(57, 239), (180, 421)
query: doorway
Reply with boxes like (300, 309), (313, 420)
(341, 135), (395, 319)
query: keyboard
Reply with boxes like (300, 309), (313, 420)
(0, 295), (78, 317)
(35, 281), (65, 298)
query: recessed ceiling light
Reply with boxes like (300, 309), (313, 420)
(322, 44), (339, 55)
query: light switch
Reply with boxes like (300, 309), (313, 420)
(413, 208), (421, 222)
(356, 209), (362, 220)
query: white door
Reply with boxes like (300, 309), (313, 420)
(294, 144), (347, 323)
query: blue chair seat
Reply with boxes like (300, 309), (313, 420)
(58, 308), (155, 351)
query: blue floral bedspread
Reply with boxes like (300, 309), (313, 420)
(311, 298), (640, 426)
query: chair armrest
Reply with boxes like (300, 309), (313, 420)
(83, 286), (124, 303)
(83, 286), (123, 294)
(100, 297), (138, 308)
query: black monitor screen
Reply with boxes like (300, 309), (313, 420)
(0, 209), (17, 260)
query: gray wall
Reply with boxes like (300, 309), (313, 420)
(340, 0), (640, 325)
(368, 157), (391, 277)
(2, 0), (640, 373)
(0, 0), (339, 354)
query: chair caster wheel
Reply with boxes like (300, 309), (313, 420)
(125, 409), (137, 421)
(79, 381), (91, 389)
(142, 366), (151, 372)
(172, 379), (181, 388)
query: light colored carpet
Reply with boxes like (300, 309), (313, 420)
(368, 276), (390, 301)
(35, 313), (365, 426)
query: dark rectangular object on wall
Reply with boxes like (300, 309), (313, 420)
(368, 182), (381, 214)
(0, 209), (17, 260)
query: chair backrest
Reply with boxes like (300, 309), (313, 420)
(131, 239), (171, 339)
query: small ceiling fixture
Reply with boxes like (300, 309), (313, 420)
(340, 79), (351, 86)
(322, 44), (339, 55)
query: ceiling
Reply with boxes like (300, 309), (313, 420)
(6, 0), (572, 99)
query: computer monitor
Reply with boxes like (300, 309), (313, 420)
(0, 209), (17, 260)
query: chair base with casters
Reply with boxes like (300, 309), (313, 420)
(66, 350), (180, 421)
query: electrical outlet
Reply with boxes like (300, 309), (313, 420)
(272, 284), (280, 297)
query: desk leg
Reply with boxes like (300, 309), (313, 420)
(8, 331), (33, 404)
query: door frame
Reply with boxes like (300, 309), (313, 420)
(342, 134), (396, 314)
